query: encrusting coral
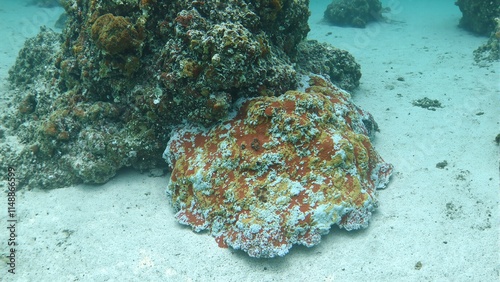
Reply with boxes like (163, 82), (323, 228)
(90, 13), (143, 56)
(164, 76), (393, 258)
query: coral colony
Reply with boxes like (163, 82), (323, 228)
(164, 76), (393, 257)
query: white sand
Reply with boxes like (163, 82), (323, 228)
(1, 0), (499, 280)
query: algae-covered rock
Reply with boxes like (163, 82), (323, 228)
(164, 75), (392, 258)
(323, 0), (383, 28)
(455, 0), (500, 64)
(90, 13), (143, 56)
(473, 18), (500, 64)
(455, 0), (500, 36)
(295, 40), (361, 91)
(8, 27), (62, 86)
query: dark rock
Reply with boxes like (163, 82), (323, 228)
(324, 0), (383, 28)
(455, 0), (500, 36)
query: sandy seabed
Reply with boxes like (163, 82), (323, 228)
(0, 0), (499, 281)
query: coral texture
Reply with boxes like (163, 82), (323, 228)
(295, 40), (361, 91)
(164, 76), (393, 258)
(323, 0), (382, 28)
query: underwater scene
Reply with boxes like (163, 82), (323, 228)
(0, 0), (499, 280)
